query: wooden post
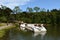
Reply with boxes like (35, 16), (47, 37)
(19, 21), (21, 29)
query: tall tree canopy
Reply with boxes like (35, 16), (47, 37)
(34, 7), (40, 12)
(26, 7), (33, 13)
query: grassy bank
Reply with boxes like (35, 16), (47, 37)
(0, 23), (7, 26)
(0, 30), (6, 38)
(0, 23), (17, 38)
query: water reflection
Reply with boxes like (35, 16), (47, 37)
(33, 32), (46, 37)
(33, 32), (46, 40)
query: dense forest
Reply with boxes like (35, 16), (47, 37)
(0, 5), (60, 25)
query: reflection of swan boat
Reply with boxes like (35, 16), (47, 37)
(33, 31), (46, 40)
(19, 22), (47, 32)
(33, 31), (46, 37)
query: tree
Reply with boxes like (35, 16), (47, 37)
(0, 8), (2, 15)
(51, 9), (58, 12)
(1, 5), (7, 9)
(0, 16), (7, 22)
(0, 5), (12, 22)
(0, 5), (5, 16)
(47, 9), (50, 12)
(0, 5), (12, 16)
(13, 6), (22, 14)
(41, 8), (46, 12)
(4, 7), (13, 22)
(26, 7), (33, 13)
(34, 7), (40, 12)
(13, 6), (22, 20)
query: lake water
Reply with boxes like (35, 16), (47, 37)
(0, 24), (60, 40)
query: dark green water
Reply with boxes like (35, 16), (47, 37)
(0, 24), (60, 40)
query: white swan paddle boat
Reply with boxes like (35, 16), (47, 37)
(33, 24), (47, 32)
(19, 22), (47, 33)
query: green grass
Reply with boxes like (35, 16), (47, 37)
(0, 24), (4, 26)
(0, 30), (6, 37)
(0, 26), (16, 38)
(0, 24), (16, 38)
(0, 23), (18, 38)
(0, 23), (6, 26)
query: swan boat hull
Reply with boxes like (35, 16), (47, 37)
(20, 23), (47, 32)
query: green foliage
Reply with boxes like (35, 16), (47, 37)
(0, 5), (60, 24)
(26, 7), (33, 13)
(0, 16), (7, 22)
(34, 7), (40, 12)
